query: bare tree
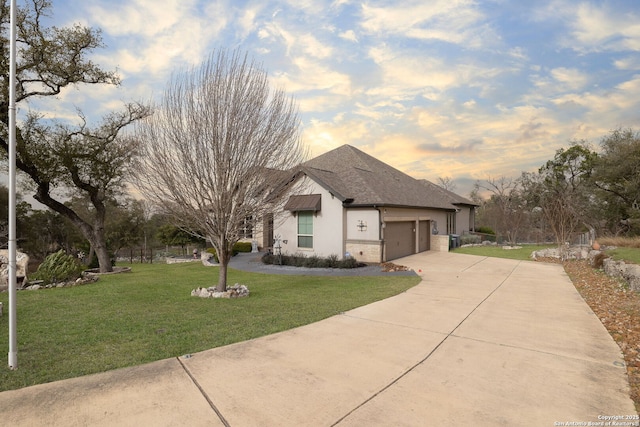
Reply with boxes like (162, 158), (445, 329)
(437, 176), (457, 192)
(475, 176), (528, 245)
(134, 49), (307, 291)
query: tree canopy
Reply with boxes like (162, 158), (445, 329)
(474, 129), (640, 245)
(0, 0), (150, 271)
(134, 49), (307, 291)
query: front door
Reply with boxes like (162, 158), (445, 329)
(263, 213), (274, 249)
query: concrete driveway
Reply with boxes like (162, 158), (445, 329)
(1, 252), (636, 426)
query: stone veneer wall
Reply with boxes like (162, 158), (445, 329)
(346, 240), (382, 263)
(431, 235), (450, 252)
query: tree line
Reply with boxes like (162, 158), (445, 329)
(0, 189), (204, 265)
(471, 128), (640, 249)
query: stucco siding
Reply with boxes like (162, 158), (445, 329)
(346, 209), (379, 240)
(273, 177), (345, 258)
(455, 207), (473, 234)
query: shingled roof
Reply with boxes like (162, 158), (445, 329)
(300, 144), (474, 210)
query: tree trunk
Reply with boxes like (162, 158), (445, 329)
(214, 241), (232, 292)
(87, 245), (95, 267)
(217, 260), (228, 293)
(34, 186), (112, 272)
(92, 230), (113, 273)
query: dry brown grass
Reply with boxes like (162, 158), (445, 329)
(598, 236), (640, 248)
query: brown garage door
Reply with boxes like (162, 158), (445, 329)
(385, 221), (415, 261)
(419, 220), (430, 252)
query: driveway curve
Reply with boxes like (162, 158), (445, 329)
(0, 252), (636, 426)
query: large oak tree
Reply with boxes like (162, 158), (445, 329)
(0, 0), (150, 271)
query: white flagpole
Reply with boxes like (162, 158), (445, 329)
(8, 0), (18, 370)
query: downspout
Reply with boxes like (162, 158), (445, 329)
(374, 206), (384, 263)
(342, 202), (347, 258)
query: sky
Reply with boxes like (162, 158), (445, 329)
(25, 0), (640, 198)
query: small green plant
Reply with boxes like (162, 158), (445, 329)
(206, 242), (253, 263)
(206, 248), (219, 263)
(325, 254), (339, 268)
(233, 241), (253, 253)
(338, 257), (361, 269)
(261, 252), (365, 269)
(306, 254), (323, 268)
(32, 250), (85, 285)
(476, 226), (496, 235)
(460, 234), (481, 245)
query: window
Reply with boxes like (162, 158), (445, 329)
(446, 212), (456, 234)
(297, 212), (313, 248)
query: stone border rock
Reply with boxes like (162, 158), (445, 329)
(22, 275), (99, 290)
(83, 266), (132, 276)
(602, 258), (640, 292)
(531, 246), (593, 261)
(532, 245), (640, 292)
(191, 283), (249, 299)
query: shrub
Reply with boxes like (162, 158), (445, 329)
(305, 254), (323, 268)
(205, 248), (219, 263)
(261, 252), (364, 269)
(261, 253), (275, 264)
(476, 226), (496, 235)
(460, 234), (481, 245)
(233, 241), (253, 253)
(290, 252), (306, 267)
(338, 257), (364, 269)
(206, 242), (251, 262)
(592, 251), (609, 269)
(32, 250), (85, 285)
(325, 254), (339, 268)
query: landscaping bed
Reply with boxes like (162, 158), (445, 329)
(563, 259), (640, 411)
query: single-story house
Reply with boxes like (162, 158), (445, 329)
(263, 144), (476, 263)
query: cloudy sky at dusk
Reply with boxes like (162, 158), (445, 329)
(32, 0), (640, 197)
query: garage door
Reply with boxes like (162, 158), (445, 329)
(419, 220), (430, 252)
(385, 221), (415, 261)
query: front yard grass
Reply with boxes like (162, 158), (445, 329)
(452, 244), (554, 261)
(0, 262), (420, 392)
(605, 247), (640, 264)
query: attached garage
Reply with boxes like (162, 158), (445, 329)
(384, 221), (415, 261)
(419, 220), (430, 252)
(271, 145), (477, 264)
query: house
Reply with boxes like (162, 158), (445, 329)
(266, 144), (476, 263)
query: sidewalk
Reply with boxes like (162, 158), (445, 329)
(1, 252), (636, 426)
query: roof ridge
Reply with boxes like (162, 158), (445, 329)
(300, 144), (467, 210)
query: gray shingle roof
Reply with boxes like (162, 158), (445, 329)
(300, 145), (474, 210)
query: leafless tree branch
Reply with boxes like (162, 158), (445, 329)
(134, 49), (308, 291)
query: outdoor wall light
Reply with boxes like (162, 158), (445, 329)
(282, 240), (288, 244)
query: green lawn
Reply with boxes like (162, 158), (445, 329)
(605, 247), (640, 264)
(0, 262), (419, 392)
(452, 244), (555, 261)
